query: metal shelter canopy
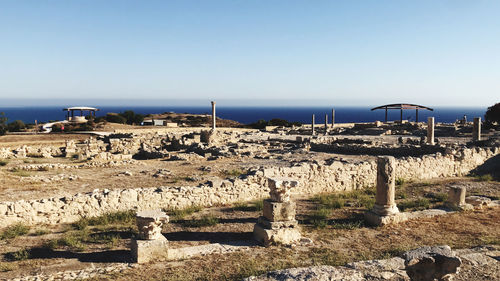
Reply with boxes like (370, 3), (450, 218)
(370, 103), (433, 122)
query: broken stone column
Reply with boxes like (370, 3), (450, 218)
(131, 210), (170, 263)
(427, 117), (435, 145)
(211, 101), (216, 131)
(331, 108), (335, 128)
(311, 114), (315, 135)
(365, 156), (406, 226)
(472, 117), (481, 141)
(324, 114), (328, 135)
(254, 177), (302, 246)
(447, 186), (473, 210)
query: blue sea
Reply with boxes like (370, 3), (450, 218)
(0, 106), (486, 125)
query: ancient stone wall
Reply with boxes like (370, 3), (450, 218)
(0, 146), (498, 228)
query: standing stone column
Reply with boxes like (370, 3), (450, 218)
(211, 101), (216, 130)
(472, 117), (481, 141)
(324, 114), (328, 135)
(427, 117), (435, 145)
(365, 156), (406, 226)
(254, 177), (302, 246)
(331, 108), (335, 128)
(131, 210), (170, 263)
(311, 114), (315, 135)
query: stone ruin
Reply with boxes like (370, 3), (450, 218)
(131, 210), (170, 263)
(253, 177), (302, 246)
(364, 156), (407, 226)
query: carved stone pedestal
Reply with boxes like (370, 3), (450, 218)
(131, 210), (170, 263)
(253, 178), (301, 246)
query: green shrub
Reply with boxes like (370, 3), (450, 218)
(310, 207), (330, 229)
(330, 219), (363, 230)
(0, 159), (8, 166)
(395, 178), (406, 186)
(30, 229), (50, 236)
(72, 210), (136, 229)
(475, 174), (493, 182)
(119, 110), (145, 125)
(314, 194), (345, 209)
(0, 223), (30, 240)
(105, 113), (127, 124)
(233, 200), (264, 212)
(0, 112), (6, 136)
(7, 120), (25, 132)
(398, 198), (430, 211)
(183, 215), (219, 227)
(223, 169), (245, 178)
(167, 205), (203, 221)
(485, 102), (500, 125)
(5, 248), (30, 261)
(432, 193), (448, 202)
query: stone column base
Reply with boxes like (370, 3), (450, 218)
(131, 236), (169, 263)
(253, 217), (301, 246)
(364, 211), (408, 226)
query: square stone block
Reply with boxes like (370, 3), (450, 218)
(263, 199), (296, 222)
(131, 237), (169, 263)
(253, 223), (301, 247)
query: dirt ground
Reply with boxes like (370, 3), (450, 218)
(0, 178), (498, 280)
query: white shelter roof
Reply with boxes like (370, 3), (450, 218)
(63, 107), (99, 111)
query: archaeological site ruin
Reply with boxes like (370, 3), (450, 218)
(0, 107), (499, 281)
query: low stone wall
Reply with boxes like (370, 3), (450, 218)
(0, 146), (498, 228)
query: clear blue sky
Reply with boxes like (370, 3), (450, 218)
(0, 0), (498, 107)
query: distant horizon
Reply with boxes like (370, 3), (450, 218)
(0, 98), (493, 109)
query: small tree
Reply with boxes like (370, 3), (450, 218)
(7, 120), (26, 132)
(0, 112), (7, 135)
(106, 113), (127, 124)
(485, 102), (500, 126)
(119, 110), (144, 125)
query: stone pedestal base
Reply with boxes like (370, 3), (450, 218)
(371, 204), (399, 216)
(364, 211), (408, 226)
(131, 236), (169, 263)
(253, 217), (301, 246)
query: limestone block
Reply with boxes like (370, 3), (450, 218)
(131, 237), (169, 263)
(253, 223), (301, 247)
(136, 210), (169, 240)
(262, 200), (296, 222)
(268, 177), (298, 202)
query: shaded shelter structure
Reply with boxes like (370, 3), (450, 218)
(371, 103), (433, 122)
(63, 107), (99, 123)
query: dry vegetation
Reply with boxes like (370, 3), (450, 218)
(0, 178), (498, 280)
